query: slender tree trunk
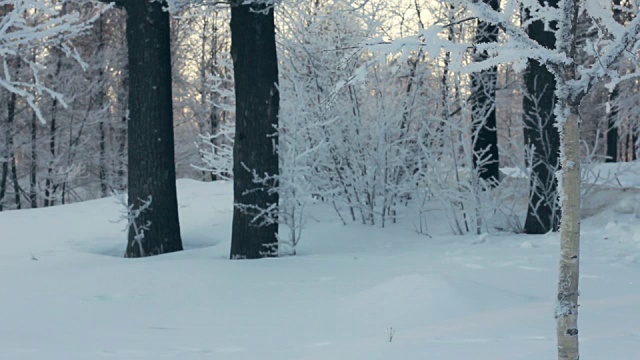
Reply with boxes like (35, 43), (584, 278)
(229, 0), (280, 259)
(556, 107), (581, 360)
(124, 0), (183, 257)
(606, 0), (632, 163)
(0, 160), (6, 211)
(117, 71), (128, 192)
(556, 0), (581, 357)
(523, 0), (561, 234)
(30, 110), (37, 208)
(606, 87), (619, 162)
(44, 97), (58, 207)
(96, 18), (108, 197)
(470, 0), (500, 185)
(9, 150), (19, 209)
(632, 126), (637, 161)
(114, 35), (129, 193)
(7, 92), (20, 209)
(117, 112), (127, 191)
(99, 120), (108, 195)
(0, 102), (8, 211)
(44, 54), (62, 207)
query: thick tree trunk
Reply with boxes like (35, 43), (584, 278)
(523, 2), (561, 234)
(229, 1), (280, 259)
(124, 0), (182, 257)
(470, 0), (500, 185)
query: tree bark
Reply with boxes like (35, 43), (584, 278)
(523, 1), (561, 234)
(606, 86), (619, 162)
(44, 54), (62, 208)
(555, 0), (581, 357)
(0, 95), (8, 211)
(229, 1), (280, 259)
(7, 92), (20, 209)
(556, 108), (581, 360)
(606, 0), (632, 163)
(470, 0), (500, 185)
(30, 110), (37, 208)
(124, 0), (183, 257)
(96, 17), (108, 197)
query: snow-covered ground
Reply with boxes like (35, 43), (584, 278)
(2, 166), (640, 359)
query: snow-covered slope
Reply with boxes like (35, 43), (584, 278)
(1, 177), (640, 359)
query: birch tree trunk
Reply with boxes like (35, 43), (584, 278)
(556, 0), (581, 357)
(556, 107), (581, 360)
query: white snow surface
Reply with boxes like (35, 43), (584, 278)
(2, 171), (640, 359)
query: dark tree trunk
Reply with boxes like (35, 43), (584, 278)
(470, 0), (500, 185)
(117, 71), (128, 192)
(99, 120), (108, 195)
(7, 92), (20, 209)
(633, 130), (637, 161)
(606, 0), (630, 163)
(0, 158), (9, 211)
(44, 54), (62, 208)
(97, 17), (108, 197)
(523, 1), (561, 234)
(229, 1), (280, 259)
(628, 123), (637, 161)
(9, 149), (19, 209)
(30, 110), (37, 208)
(606, 87), (619, 162)
(124, 0), (182, 257)
(117, 112), (127, 191)
(0, 97), (8, 211)
(43, 96), (58, 207)
(0, 156), (6, 211)
(209, 16), (219, 182)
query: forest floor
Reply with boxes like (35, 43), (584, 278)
(2, 164), (640, 359)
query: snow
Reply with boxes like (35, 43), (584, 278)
(2, 172), (640, 359)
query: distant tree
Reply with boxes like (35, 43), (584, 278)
(605, 0), (633, 163)
(0, 0), (103, 211)
(229, 0), (280, 259)
(606, 85), (619, 162)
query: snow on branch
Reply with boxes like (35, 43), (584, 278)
(576, 11), (640, 100)
(113, 192), (152, 257)
(0, 0), (110, 123)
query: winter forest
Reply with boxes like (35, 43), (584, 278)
(2, 0), (640, 358)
